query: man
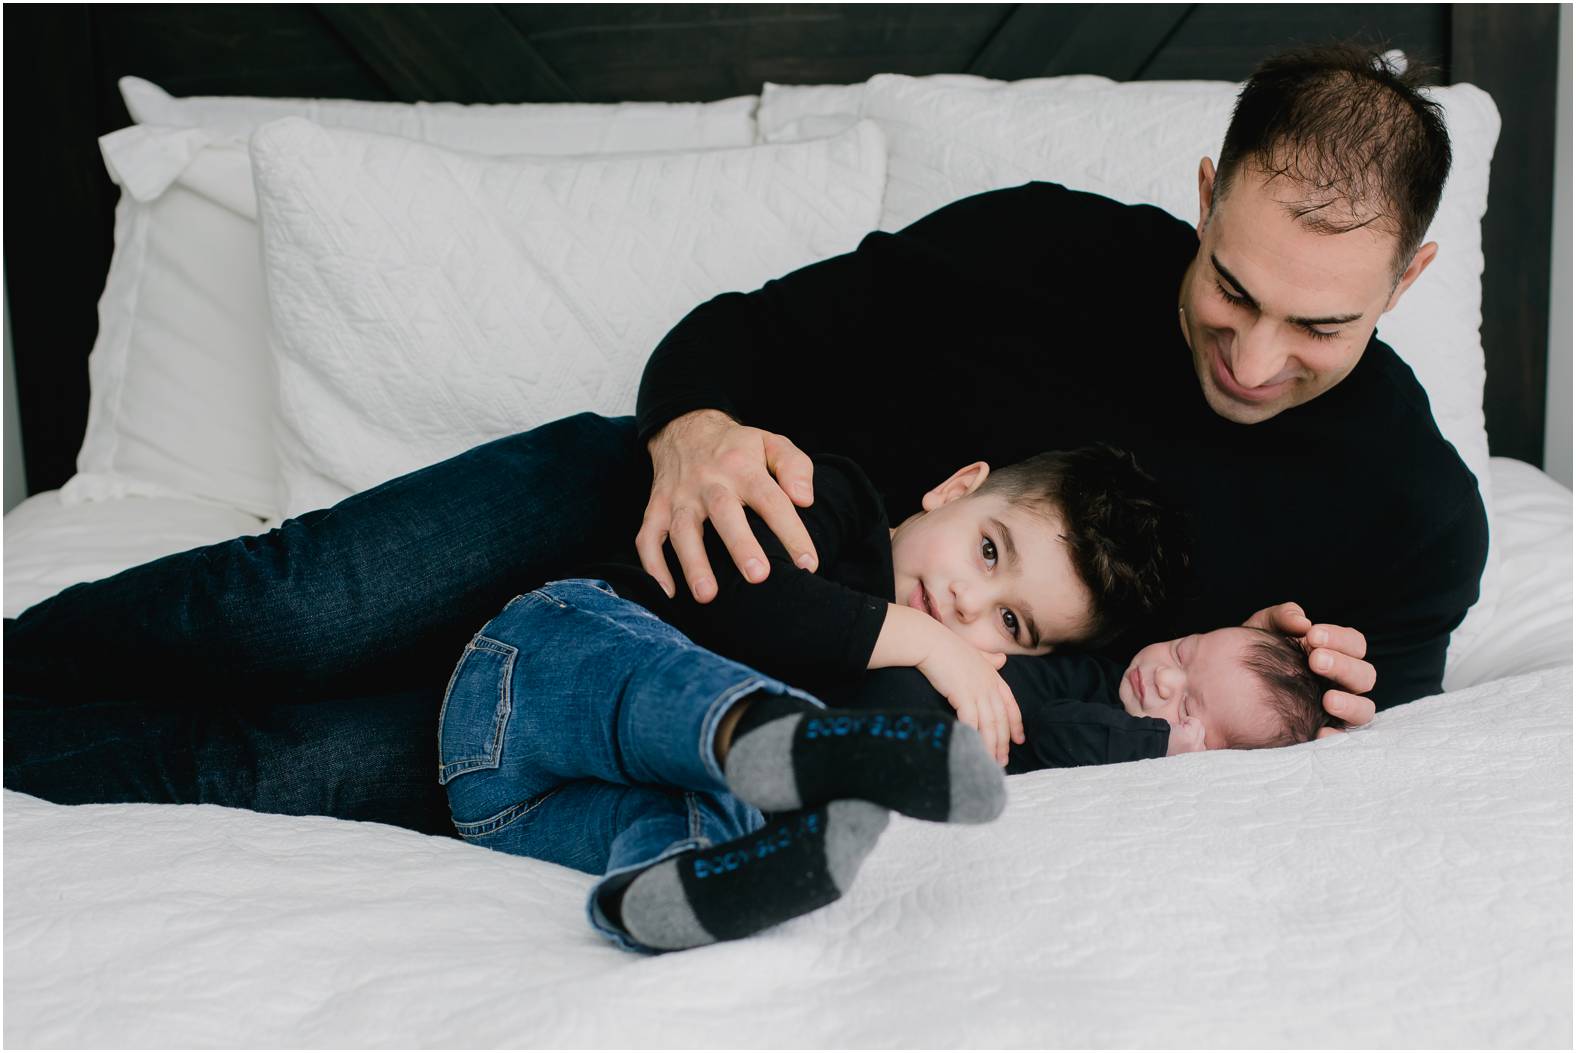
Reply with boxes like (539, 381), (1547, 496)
(4, 46), (1481, 830)
(632, 44), (1481, 718)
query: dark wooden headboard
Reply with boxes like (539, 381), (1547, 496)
(3, 4), (1560, 495)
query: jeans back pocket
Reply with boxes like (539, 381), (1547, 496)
(437, 636), (518, 785)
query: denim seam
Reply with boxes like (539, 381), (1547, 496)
(453, 785), (565, 839)
(437, 635), (519, 785)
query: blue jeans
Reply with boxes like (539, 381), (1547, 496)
(438, 578), (823, 952)
(4, 414), (654, 835)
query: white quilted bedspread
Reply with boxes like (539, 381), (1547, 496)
(6, 664), (1570, 1048)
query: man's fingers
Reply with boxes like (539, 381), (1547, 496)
(703, 489), (772, 584)
(1309, 648), (1377, 695)
(1246, 601), (1311, 635)
(667, 506), (719, 604)
(1322, 688), (1376, 727)
(763, 431), (817, 508)
(742, 472), (819, 573)
(1303, 622), (1368, 660)
(1315, 725), (1346, 740)
(635, 504), (677, 600)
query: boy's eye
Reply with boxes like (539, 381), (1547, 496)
(980, 536), (998, 567)
(1000, 608), (1019, 637)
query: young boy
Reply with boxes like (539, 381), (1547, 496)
(441, 443), (1332, 953)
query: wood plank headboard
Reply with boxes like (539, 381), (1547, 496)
(2, 4), (1559, 496)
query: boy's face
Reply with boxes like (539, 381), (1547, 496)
(1116, 626), (1284, 751)
(889, 462), (1093, 656)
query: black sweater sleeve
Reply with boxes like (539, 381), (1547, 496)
(836, 658), (1170, 772)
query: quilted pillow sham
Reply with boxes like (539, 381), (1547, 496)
(66, 78), (762, 519)
(251, 118), (887, 517)
(853, 72), (1505, 662)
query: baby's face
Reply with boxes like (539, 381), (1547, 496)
(889, 464), (1094, 655)
(1116, 627), (1285, 751)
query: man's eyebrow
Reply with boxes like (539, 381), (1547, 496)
(989, 517), (1040, 647)
(1210, 254), (1363, 328)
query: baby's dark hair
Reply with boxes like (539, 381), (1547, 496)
(977, 445), (1189, 648)
(1240, 628), (1349, 747)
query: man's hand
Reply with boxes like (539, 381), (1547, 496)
(916, 632), (1025, 766)
(1244, 602), (1377, 734)
(639, 410), (820, 603)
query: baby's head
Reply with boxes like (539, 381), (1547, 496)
(1117, 626), (1347, 752)
(889, 445), (1187, 655)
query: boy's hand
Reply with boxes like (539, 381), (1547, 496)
(916, 632), (1025, 766)
(640, 410), (819, 603)
(1244, 602), (1377, 732)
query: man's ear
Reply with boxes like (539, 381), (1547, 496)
(1196, 157), (1218, 239)
(920, 462), (991, 511)
(1383, 241), (1438, 313)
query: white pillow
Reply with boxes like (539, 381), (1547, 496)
(855, 72), (1505, 661)
(251, 118), (887, 517)
(756, 74), (1112, 142)
(121, 75), (760, 153)
(66, 78), (763, 518)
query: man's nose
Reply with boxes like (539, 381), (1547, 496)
(1232, 318), (1294, 388)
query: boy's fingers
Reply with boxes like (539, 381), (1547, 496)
(1000, 682), (1025, 745)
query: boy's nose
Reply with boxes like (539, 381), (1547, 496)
(949, 582), (980, 623)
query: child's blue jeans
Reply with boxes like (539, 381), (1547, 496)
(438, 578), (825, 953)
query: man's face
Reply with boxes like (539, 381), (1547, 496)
(1116, 627), (1284, 751)
(1178, 160), (1436, 424)
(889, 463), (1093, 656)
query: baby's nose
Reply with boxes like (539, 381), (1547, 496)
(1153, 666), (1185, 702)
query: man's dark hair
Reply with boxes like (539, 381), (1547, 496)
(978, 445), (1189, 649)
(1240, 629), (1349, 748)
(1214, 44), (1452, 276)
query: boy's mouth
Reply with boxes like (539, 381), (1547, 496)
(1128, 667), (1146, 705)
(909, 582), (939, 622)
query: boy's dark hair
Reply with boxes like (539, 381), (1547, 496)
(978, 445), (1188, 649)
(1214, 43), (1452, 276)
(1241, 629), (1349, 747)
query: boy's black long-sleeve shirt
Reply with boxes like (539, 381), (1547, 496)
(633, 182), (1489, 711)
(589, 453), (1169, 772)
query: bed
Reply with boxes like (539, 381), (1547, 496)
(5, 6), (1571, 1048)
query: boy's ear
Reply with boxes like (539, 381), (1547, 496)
(920, 462), (991, 511)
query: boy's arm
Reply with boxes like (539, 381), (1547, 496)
(837, 658), (1171, 772)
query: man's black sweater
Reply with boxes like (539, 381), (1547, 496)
(633, 182), (1488, 711)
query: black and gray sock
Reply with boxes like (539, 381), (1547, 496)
(723, 695), (1005, 823)
(616, 801), (889, 952)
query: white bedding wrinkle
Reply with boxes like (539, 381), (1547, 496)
(4, 664), (1569, 1048)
